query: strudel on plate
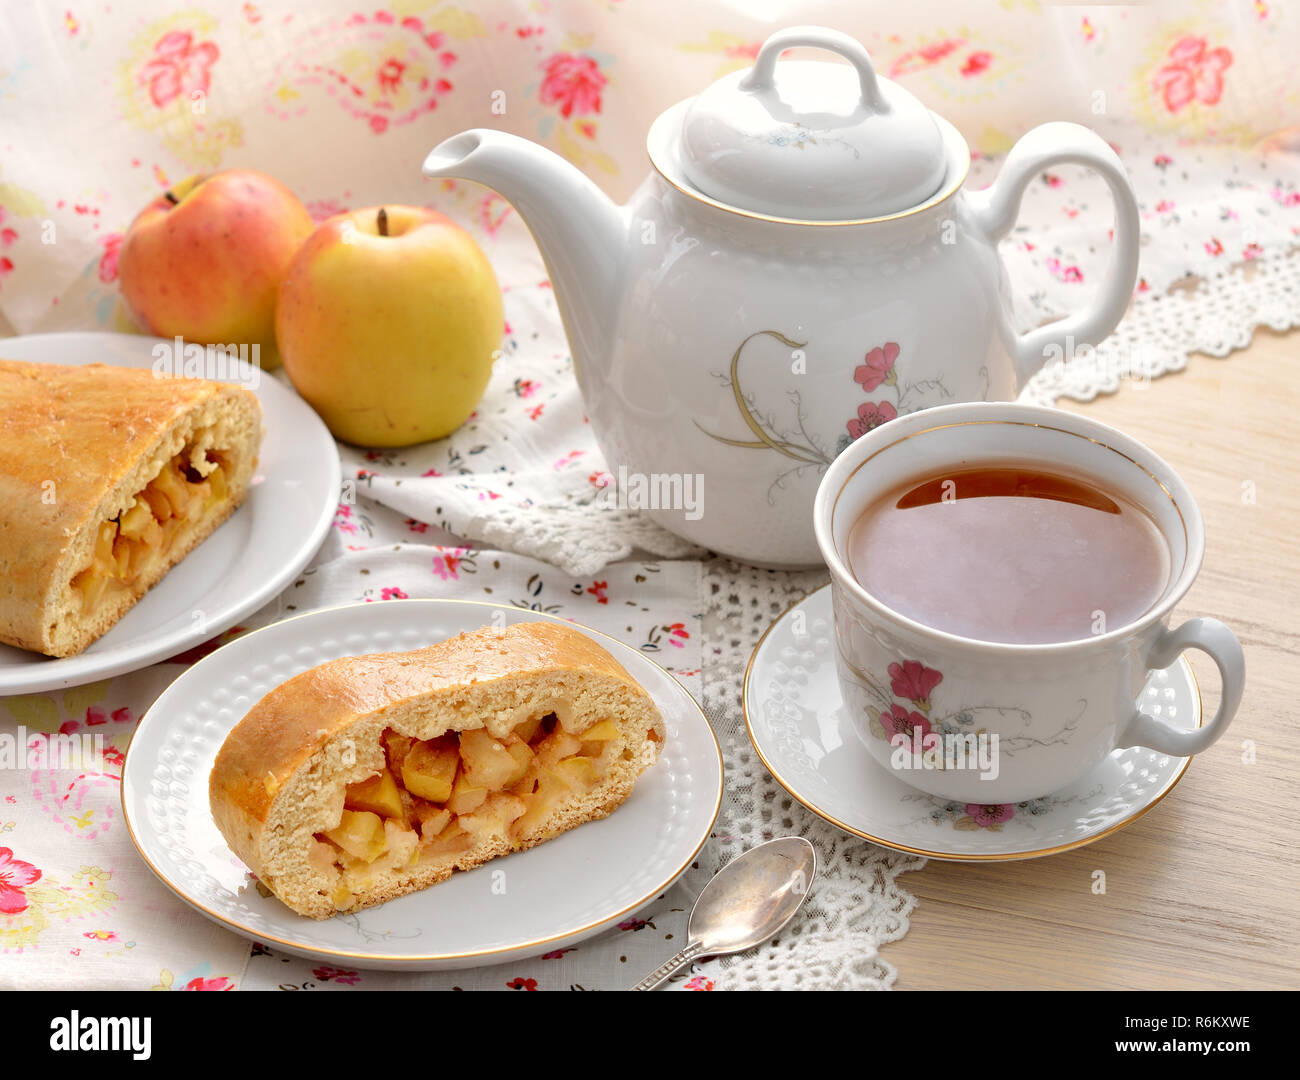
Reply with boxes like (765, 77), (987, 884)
(209, 621), (667, 918)
(0, 359), (262, 657)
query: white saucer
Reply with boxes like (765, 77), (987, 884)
(744, 586), (1201, 860)
(0, 332), (339, 694)
(122, 599), (723, 970)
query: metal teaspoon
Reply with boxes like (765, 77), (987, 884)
(630, 836), (816, 991)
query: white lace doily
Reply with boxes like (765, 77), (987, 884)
(1022, 253), (1300, 405)
(675, 561), (925, 990)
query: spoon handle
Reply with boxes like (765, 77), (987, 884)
(630, 940), (706, 991)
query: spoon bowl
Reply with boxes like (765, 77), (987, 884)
(632, 836), (816, 990)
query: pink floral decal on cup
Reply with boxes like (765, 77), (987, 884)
(862, 656), (1030, 821)
(880, 703), (932, 741)
(888, 660), (943, 710)
(1152, 36), (1233, 113)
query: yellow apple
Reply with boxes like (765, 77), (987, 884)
(275, 205), (503, 447)
(118, 170), (314, 370)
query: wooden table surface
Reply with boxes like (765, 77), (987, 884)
(882, 327), (1300, 990)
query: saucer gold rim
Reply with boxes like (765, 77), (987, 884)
(742, 583), (1203, 862)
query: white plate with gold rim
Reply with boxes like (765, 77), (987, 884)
(744, 587), (1201, 861)
(0, 331), (339, 694)
(122, 599), (723, 970)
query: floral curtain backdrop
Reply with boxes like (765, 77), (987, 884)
(1, 0), (1298, 338)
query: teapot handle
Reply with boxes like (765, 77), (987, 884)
(740, 26), (887, 113)
(967, 122), (1140, 390)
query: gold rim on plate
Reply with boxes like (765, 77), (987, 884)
(742, 584), (1202, 862)
(121, 598), (724, 963)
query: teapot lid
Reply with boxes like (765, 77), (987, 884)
(679, 27), (947, 220)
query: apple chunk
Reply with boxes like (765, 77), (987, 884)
(512, 770), (572, 837)
(503, 739), (534, 783)
(151, 463), (194, 519)
(460, 793), (527, 835)
(324, 809), (387, 863)
(401, 735), (459, 803)
(447, 770), (488, 815)
(553, 756), (598, 788)
(535, 728), (582, 765)
(382, 730), (415, 774)
(413, 801), (452, 840)
(512, 711), (551, 744)
(460, 729), (530, 790)
(344, 768), (404, 820)
(580, 719), (619, 742)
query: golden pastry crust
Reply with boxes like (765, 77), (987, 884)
(0, 359), (262, 656)
(209, 621), (667, 918)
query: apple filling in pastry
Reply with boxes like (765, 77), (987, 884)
(208, 622), (667, 919)
(312, 711), (646, 910)
(0, 357), (262, 658)
(70, 446), (231, 614)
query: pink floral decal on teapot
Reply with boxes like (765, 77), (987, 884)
(697, 330), (956, 500)
(844, 341), (959, 447)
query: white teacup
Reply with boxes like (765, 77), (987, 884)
(813, 402), (1245, 804)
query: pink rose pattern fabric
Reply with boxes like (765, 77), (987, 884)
(538, 52), (607, 118)
(139, 30), (219, 108)
(2, 0), (1299, 991)
(0, 849), (41, 915)
(1152, 36), (1233, 114)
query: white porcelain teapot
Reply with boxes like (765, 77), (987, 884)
(423, 26), (1139, 566)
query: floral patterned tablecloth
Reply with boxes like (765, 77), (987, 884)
(1, 0), (1298, 991)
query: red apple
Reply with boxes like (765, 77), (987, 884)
(118, 170), (314, 369)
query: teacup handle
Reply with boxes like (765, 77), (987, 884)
(1119, 618), (1245, 757)
(967, 122), (1141, 390)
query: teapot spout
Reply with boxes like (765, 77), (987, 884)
(423, 129), (626, 373)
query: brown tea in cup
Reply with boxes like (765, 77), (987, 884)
(846, 465), (1170, 645)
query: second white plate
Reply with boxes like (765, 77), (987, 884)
(122, 599), (723, 970)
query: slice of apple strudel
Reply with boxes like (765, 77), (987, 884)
(209, 621), (667, 919)
(0, 359), (262, 657)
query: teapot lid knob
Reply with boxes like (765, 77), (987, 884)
(679, 26), (948, 220)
